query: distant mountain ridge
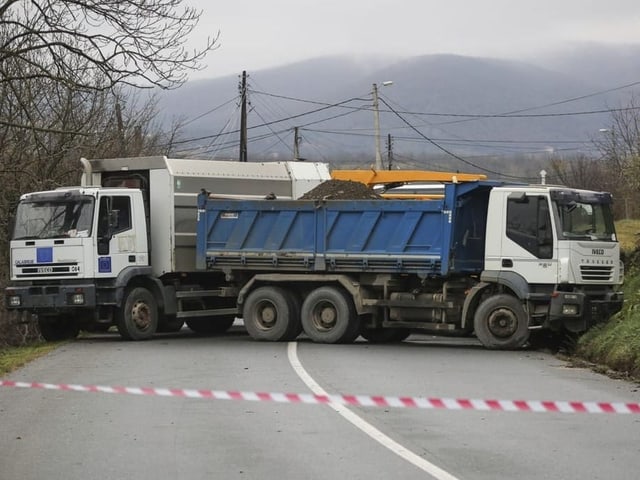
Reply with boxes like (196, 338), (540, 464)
(158, 44), (640, 174)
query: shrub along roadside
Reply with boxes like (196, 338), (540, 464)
(576, 266), (640, 379)
(575, 219), (640, 380)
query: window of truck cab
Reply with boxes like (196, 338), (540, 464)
(550, 190), (616, 242)
(12, 193), (95, 240)
(97, 196), (132, 236)
(506, 193), (553, 259)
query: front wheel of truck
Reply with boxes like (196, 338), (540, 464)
(473, 294), (530, 350)
(116, 287), (158, 340)
(37, 315), (80, 342)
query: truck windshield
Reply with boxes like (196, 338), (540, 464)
(13, 195), (95, 240)
(554, 200), (616, 241)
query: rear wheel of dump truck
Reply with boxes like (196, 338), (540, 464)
(473, 294), (530, 350)
(116, 287), (158, 340)
(243, 286), (300, 341)
(37, 314), (80, 341)
(301, 286), (360, 344)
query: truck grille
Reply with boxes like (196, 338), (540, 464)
(580, 265), (614, 282)
(16, 262), (79, 278)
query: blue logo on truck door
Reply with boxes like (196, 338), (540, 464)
(36, 247), (53, 263)
(98, 257), (112, 273)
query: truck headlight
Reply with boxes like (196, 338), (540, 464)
(8, 295), (21, 307)
(562, 304), (579, 315)
(69, 293), (85, 305)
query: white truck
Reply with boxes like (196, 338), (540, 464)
(5, 156), (330, 340)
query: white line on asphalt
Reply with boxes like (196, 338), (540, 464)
(287, 342), (461, 480)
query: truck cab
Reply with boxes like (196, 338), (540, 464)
(477, 185), (622, 342)
(7, 187), (150, 339)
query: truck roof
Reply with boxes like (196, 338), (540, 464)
(20, 186), (138, 200)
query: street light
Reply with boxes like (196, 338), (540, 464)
(372, 81), (393, 169)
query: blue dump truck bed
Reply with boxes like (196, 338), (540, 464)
(196, 182), (496, 277)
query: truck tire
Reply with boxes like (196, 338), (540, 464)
(473, 294), (530, 350)
(360, 326), (411, 343)
(243, 286), (299, 341)
(37, 315), (80, 342)
(185, 316), (235, 335)
(116, 287), (158, 340)
(301, 286), (360, 344)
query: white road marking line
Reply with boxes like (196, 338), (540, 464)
(287, 342), (461, 480)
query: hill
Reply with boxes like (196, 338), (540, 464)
(157, 46), (640, 176)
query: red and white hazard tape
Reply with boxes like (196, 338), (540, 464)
(1, 379), (639, 414)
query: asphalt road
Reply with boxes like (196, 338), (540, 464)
(1, 326), (639, 480)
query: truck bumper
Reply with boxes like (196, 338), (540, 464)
(5, 282), (97, 312)
(548, 290), (623, 332)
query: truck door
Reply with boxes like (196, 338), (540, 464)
(95, 194), (141, 278)
(500, 193), (557, 283)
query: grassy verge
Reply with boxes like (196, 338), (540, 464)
(575, 219), (640, 379)
(613, 219), (640, 255)
(576, 270), (640, 378)
(0, 342), (60, 377)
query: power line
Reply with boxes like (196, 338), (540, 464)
(167, 95), (367, 147)
(378, 97), (534, 179)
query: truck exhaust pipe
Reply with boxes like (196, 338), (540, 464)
(80, 157), (93, 186)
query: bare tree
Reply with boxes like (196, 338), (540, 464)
(0, 1), (202, 344)
(592, 93), (640, 218)
(0, 0), (217, 92)
(0, 62), (184, 346)
(547, 154), (609, 191)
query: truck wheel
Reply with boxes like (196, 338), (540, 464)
(116, 287), (158, 340)
(301, 286), (360, 344)
(37, 315), (80, 342)
(185, 316), (235, 335)
(243, 286), (298, 341)
(360, 326), (411, 343)
(473, 294), (530, 350)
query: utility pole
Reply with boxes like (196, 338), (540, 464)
(372, 83), (382, 170)
(387, 134), (394, 170)
(293, 126), (301, 160)
(239, 70), (248, 162)
(372, 81), (393, 170)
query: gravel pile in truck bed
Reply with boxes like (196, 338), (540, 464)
(299, 179), (382, 200)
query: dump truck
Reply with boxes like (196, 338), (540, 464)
(196, 179), (623, 349)
(5, 156), (330, 340)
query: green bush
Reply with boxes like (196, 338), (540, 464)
(577, 267), (640, 378)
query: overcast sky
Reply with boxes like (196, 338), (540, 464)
(187, 0), (640, 79)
